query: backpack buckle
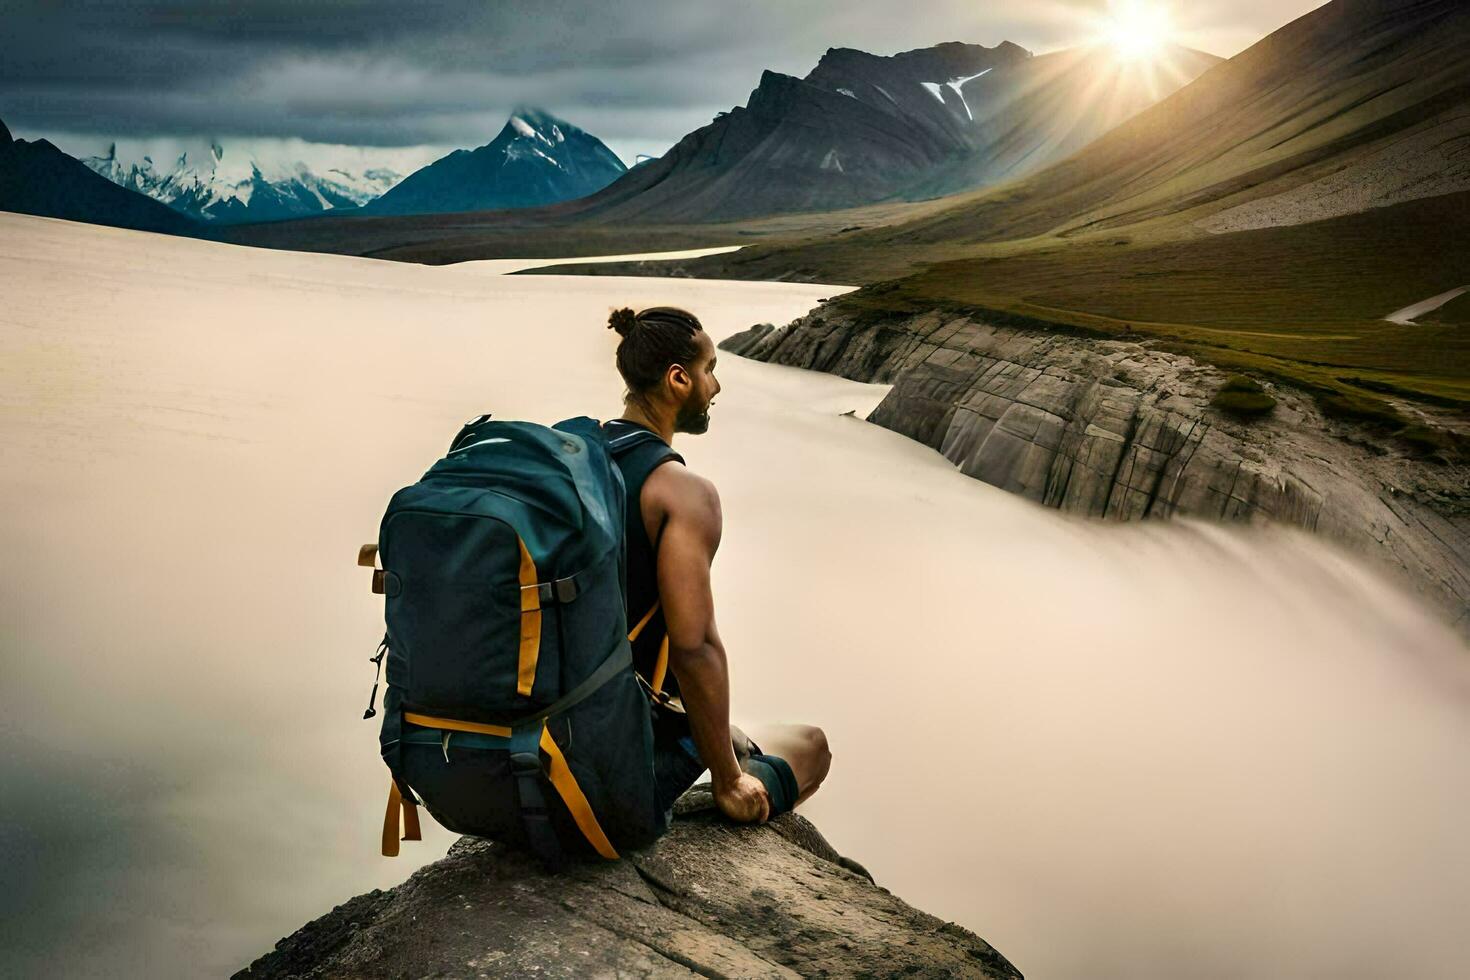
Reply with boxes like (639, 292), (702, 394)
(528, 576), (580, 605)
(509, 750), (542, 775)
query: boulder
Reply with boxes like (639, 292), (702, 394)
(235, 787), (1023, 979)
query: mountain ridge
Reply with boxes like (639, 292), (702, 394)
(547, 38), (1218, 223)
(81, 140), (401, 224)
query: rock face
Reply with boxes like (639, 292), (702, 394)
(721, 306), (1469, 631)
(235, 788), (1022, 979)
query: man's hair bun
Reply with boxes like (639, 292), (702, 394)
(607, 307), (638, 337)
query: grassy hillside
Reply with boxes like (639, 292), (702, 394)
(841, 192), (1470, 411)
(1417, 291), (1470, 328)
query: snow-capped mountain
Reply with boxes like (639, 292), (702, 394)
(81, 141), (403, 223)
(361, 107), (626, 216)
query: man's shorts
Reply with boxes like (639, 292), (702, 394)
(651, 712), (799, 820)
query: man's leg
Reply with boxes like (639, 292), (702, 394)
(736, 723), (831, 808)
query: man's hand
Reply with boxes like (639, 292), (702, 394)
(714, 771), (771, 824)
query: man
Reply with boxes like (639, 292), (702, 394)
(602, 305), (831, 825)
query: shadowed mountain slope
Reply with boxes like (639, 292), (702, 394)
(361, 107), (627, 216)
(0, 118), (199, 235)
(552, 40), (1217, 223)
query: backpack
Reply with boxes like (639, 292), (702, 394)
(356, 413), (681, 866)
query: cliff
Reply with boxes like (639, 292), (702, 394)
(235, 787), (1023, 979)
(721, 305), (1469, 632)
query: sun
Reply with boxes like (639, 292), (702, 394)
(1100, 0), (1174, 60)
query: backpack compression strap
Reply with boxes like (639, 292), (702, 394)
(380, 779), (422, 857)
(382, 718), (618, 862)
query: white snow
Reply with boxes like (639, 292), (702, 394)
(504, 141), (565, 170)
(303, 181), (333, 210)
(79, 137), (412, 217)
(1384, 285), (1468, 325)
(919, 68), (994, 121)
(509, 114), (555, 147)
(946, 68), (992, 122)
(874, 84), (898, 104)
(836, 87), (857, 99)
(820, 148), (845, 173)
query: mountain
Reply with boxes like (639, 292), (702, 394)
(852, 0), (1470, 246)
(0, 118), (198, 235)
(662, 0), (1470, 308)
(81, 141), (402, 223)
(553, 40), (1219, 223)
(360, 107), (627, 216)
(216, 41), (1219, 254)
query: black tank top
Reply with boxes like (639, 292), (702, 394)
(603, 418), (686, 701)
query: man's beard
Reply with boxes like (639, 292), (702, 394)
(674, 397), (711, 434)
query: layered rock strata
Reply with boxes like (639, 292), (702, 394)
(722, 306), (1469, 630)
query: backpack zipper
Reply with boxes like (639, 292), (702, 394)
(362, 632), (389, 719)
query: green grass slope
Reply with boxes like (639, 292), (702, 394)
(844, 192), (1470, 409)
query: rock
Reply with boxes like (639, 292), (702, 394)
(721, 307), (1470, 631)
(234, 785), (1022, 979)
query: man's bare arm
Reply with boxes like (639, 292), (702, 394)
(653, 469), (770, 822)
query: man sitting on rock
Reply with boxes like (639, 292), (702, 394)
(603, 305), (832, 825)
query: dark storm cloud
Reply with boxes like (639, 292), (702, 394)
(3, 0), (809, 150)
(2, 0), (1321, 154)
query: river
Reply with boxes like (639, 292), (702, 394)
(2, 211), (1466, 979)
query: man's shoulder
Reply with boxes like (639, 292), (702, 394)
(645, 459), (719, 518)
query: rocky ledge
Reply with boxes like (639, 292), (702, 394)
(722, 304), (1469, 632)
(234, 787), (1022, 979)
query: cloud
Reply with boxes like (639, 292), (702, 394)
(2, 1), (1322, 162)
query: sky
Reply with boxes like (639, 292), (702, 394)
(3, 0), (1328, 170)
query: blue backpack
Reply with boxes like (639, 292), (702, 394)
(358, 414), (678, 865)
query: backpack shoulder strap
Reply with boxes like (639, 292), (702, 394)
(602, 420), (685, 467)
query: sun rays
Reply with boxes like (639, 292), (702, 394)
(1099, 0), (1175, 60)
